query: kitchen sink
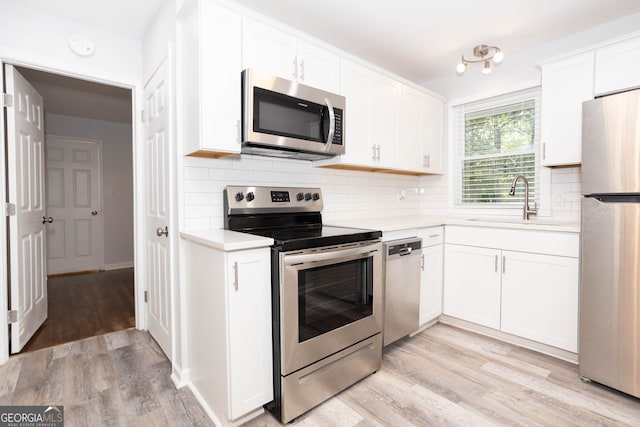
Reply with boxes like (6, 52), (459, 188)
(464, 217), (577, 226)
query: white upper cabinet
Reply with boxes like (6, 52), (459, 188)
(594, 35), (640, 96)
(399, 85), (444, 174)
(371, 73), (401, 169)
(540, 51), (594, 167)
(319, 59), (400, 169)
(316, 59), (445, 174)
(242, 18), (340, 93)
(178, 0), (242, 157)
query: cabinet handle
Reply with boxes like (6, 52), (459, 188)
(502, 256), (506, 274)
(299, 58), (305, 81)
(233, 261), (239, 291)
(376, 145), (381, 161)
(371, 144), (377, 161)
(542, 142), (546, 160)
(421, 254), (425, 271)
(424, 154), (430, 168)
(236, 119), (241, 143)
(494, 255), (498, 272)
(293, 57), (298, 79)
(428, 234), (440, 238)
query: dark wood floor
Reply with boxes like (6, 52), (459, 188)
(20, 268), (135, 353)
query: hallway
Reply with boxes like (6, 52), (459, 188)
(21, 268), (135, 353)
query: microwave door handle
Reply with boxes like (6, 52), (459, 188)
(324, 98), (335, 151)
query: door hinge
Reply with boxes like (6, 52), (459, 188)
(5, 202), (16, 216)
(141, 110), (146, 123)
(2, 93), (13, 108)
(144, 290), (148, 303)
(7, 310), (17, 323)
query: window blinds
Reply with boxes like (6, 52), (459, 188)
(453, 87), (541, 208)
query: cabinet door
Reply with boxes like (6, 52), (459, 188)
(421, 94), (444, 174)
(200, 1), (242, 153)
(594, 36), (640, 96)
(242, 18), (298, 80)
(297, 40), (340, 93)
(540, 52), (594, 166)
(227, 249), (273, 419)
(398, 85), (423, 171)
(443, 244), (501, 329)
(419, 244), (443, 325)
(399, 86), (444, 174)
(501, 251), (578, 352)
(371, 74), (400, 169)
(338, 60), (375, 166)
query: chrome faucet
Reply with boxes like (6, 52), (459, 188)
(509, 174), (537, 220)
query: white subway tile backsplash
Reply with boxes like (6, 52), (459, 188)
(181, 156), (583, 232)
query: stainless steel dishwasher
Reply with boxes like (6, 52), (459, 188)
(383, 237), (422, 346)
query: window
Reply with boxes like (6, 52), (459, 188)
(453, 87), (541, 209)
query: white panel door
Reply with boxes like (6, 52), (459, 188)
(45, 137), (101, 275)
(143, 59), (172, 358)
(5, 64), (47, 353)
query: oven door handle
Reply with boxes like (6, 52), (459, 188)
(284, 245), (379, 266)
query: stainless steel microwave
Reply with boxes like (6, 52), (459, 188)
(241, 69), (345, 160)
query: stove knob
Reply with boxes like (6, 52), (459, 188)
(234, 192), (244, 202)
(246, 192), (255, 202)
(312, 193), (320, 201)
(296, 192), (304, 201)
(304, 192), (312, 201)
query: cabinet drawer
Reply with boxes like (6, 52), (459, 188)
(445, 226), (579, 258)
(419, 226), (444, 246)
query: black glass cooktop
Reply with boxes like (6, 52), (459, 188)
(248, 225), (382, 251)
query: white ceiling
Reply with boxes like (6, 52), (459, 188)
(8, 0), (640, 122)
(231, 0), (640, 83)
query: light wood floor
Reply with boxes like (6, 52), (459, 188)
(246, 324), (640, 426)
(2, 324), (639, 426)
(0, 328), (211, 427)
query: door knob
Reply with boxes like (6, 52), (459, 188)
(42, 216), (53, 224)
(156, 226), (169, 237)
(91, 210), (98, 216)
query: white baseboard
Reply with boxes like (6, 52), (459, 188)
(103, 261), (134, 271)
(439, 315), (578, 364)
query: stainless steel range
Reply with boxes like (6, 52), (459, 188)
(224, 185), (383, 423)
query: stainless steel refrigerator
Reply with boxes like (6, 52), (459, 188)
(580, 88), (640, 398)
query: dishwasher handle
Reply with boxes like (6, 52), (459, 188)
(398, 247), (413, 256)
(384, 237), (422, 259)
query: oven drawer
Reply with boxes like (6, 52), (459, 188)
(281, 333), (382, 423)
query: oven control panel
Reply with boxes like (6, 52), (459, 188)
(225, 185), (323, 214)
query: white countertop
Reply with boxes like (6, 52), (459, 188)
(328, 215), (580, 233)
(180, 229), (273, 251)
(180, 215), (579, 252)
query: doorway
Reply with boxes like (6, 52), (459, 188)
(8, 66), (135, 353)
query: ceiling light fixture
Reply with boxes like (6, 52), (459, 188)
(457, 45), (503, 75)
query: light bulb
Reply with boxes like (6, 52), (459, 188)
(481, 60), (492, 74)
(456, 62), (467, 74)
(493, 50), (504, 64)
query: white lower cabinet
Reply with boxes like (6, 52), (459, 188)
(500, 250), (579, 352)
(443, 244), (501, 329)
(183, 240), (273, 424)
(443, 226), (579, 353)
(418, 227), (444, 325)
